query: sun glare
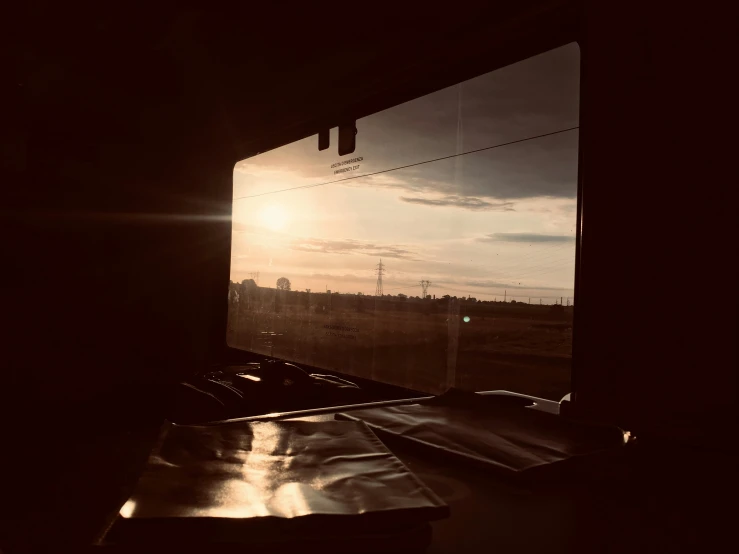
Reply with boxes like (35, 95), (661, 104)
(259, 204), (289, 231)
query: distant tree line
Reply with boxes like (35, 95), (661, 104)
(228, 279), (571, 321)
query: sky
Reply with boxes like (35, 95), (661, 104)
(231, 43), (580, 303)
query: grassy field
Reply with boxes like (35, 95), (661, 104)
(227, 291), (572, 400)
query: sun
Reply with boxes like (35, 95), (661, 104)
(259, 204), (290, 231)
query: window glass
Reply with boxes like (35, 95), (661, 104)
(229, 43), (579, 400)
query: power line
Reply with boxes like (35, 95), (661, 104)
(470, 243), (573, 274)
(434, 284), (570, 300)
(461, 251), (575, 284)
(233, 127), (579, 201)
(492, 243), (573, 270)
(417, 258), (574, 296)
(382, 283), (416, 290)
(510, 259), (575, 281)
(380, 282), (572, 298)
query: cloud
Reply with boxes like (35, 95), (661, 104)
(367, 131), (578, 200)
(235, 45), (580, 204)
(348, 45), (579, 201)
(290, 238), (419, 260)
(232, 225), (421, 261)
(310, 273), (361, 281)
(342, 130), (578, 202)
(346, 173), (408, 188)
(476, 232), (575, 243)
(399, 195), (515, 211)
(232, 221), (275, 234)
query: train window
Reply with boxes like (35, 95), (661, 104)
(229, 43), (579, 400)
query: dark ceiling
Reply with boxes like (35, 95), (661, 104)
(9, 2), (577, 165)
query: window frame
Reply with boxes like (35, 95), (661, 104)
(219, 18), (584, 405)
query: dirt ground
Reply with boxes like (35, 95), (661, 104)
(227, 296), (572, 401)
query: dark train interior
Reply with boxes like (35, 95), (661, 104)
(2, 2), (735, 552)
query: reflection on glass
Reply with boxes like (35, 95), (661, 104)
(119, 500), (136, 518)
(228, 44), (579, 400)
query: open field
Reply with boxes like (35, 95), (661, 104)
(227, 287), (572, 400)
